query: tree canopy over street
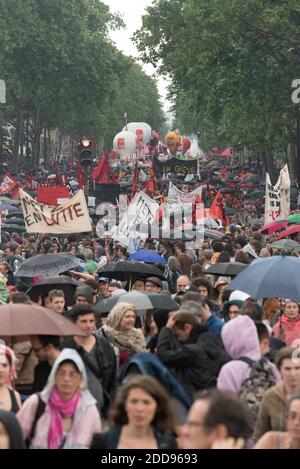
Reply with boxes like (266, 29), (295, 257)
(134, 0), (300, 181)
(0, 0), (165, 169)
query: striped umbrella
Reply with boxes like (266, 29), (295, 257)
(270, 239), (300, 251)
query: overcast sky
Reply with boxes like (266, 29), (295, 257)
(102, 0), (171, 115)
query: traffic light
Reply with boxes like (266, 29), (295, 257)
(78, 138), (92, 166)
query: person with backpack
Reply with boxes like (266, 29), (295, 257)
(217, 315), (278, 427)
(17, 349), (101, 449)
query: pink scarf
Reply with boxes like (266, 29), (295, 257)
(48, 388), (80, 449)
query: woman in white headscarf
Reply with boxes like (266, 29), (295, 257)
(17, 349), (101, 449)
(98, 302), (145, 371)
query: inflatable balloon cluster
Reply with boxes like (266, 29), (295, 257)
(165, 131), (191, 156)
(113, 122), (159, 160)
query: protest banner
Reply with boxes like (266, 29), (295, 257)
(115, 191), (159, 245)
(153, 156), (198, 176)
(264, 173), (281, 223)
(274, 164), (290, 220)
(19, 189), (92, 234)
(0, 173), (18, 195)
(167, 182), (203, 213)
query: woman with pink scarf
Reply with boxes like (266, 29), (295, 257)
(272, 301), (300, 346)
(17, 349), (101, 449)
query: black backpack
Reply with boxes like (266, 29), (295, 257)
(26, 394), (45, 448)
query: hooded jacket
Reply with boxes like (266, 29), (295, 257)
(217, 315), (280, 394)
(17, 349), (101, 449)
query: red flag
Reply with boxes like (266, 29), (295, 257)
(130, 162), (139, 201)
(78, 164), (84, 190)
(93, 153), (110, 184)
(209, 190), (230, 226)
(145, 161), (156, 196)
(0, 173), (18, 195)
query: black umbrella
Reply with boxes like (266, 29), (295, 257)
(205, 262), (247, 277)
(94, 291), (179, 315)
(27, 276), (80, 306)
(15, 253), (82, 277)
(3, 217), (25, 225)
(98, 261), (165, 281)
(6, 211), (24, 219)
(1, 224), (25, 233)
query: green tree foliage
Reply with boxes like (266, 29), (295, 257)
(0, 0), (165, 169)
(134, 0), (300, 178)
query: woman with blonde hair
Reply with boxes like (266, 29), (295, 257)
(99, 302), (145, 371)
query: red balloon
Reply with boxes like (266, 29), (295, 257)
(182, 137), (191, 155)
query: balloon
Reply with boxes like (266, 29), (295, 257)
(122, 122), (152, 148)
(113, 131), (136, 160)
(150, 130), (159, 147)
(165, 131), (181, 155)
(181, 137), (191, 155)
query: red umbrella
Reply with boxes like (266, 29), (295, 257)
(259, 220), (288, 235)
(220, 148), (232, 157)
(277, 225), (300, 239)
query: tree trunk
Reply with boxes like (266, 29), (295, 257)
(287, 143), (297, 183)
(12, 106), (23, 172)
(31, 110), (42, 168)
(265, 150), (277, 185)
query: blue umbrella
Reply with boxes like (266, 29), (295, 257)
(128, 249), (167, 265)
(0, 204), (18, 211)
(230, 255), (300, 301)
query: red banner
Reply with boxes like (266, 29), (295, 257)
(37, 186), (70, 205)
(0, 173), (18, 195)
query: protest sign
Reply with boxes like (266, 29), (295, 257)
(264, 173), (281, 223)
(167, 182), (203, 213)
(20, 189), (92, 233)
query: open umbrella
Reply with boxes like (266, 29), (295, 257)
(270, 239), (300, 251)
(259, 220), (288, 235)
(6, 211), (23, 218)
(128, 249), (167, 265)
(0, 304), (86, 337)
(1, 224), (25, 233)
(27, 276), (80, 305)
(15, 253), (82, 277)
(277, 225), (300, 239)
(205, 262), (247, 277)
(3, 217), (25, 225)
(94, 291), (178, 315)
(288, 214), (300, 224)
(98, 261), (165, 281)
(0, 204), (18, 212)
(199, 228), (225, 240)
(229, 255), (300, 301)
(247, 190), (264, 199)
